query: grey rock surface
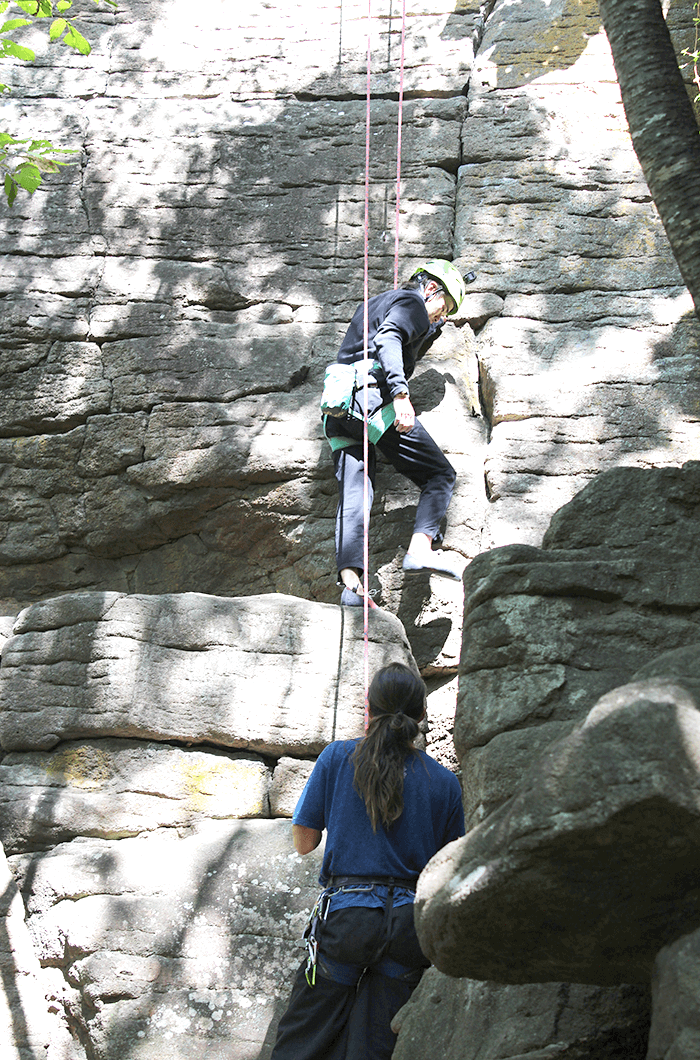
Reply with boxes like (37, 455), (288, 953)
(10, 820), (324, 1060)
(0, 0), (484, 672)
(0, 591), (414, 754)
(269, 757), (315, 818)
(648, 929), (700, 1060)
(398, 463), (700, 1059)
(0, 740), (273, 855)
(456, 0), (700, 552)
(0, 590), (423, 1059)
(457, 462), (700, 828)
(2, 0), (697, 680)
(0, 841), (55, 1060)
(392, 969), (650, 1060)
(416, 676), (700, 984)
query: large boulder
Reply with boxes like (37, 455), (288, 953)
(458, 462), (700, 828)
(648, 928), (700, 1060)
(416, 672), (700, 985)
(0, 589), (419, 1059)
(0, 591), (414, 754)
(399, 464), (700, 1060)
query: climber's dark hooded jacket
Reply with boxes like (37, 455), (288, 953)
(336, 288), (443, 398)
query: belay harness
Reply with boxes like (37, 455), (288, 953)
(302, 876), (423, 989)
(320, 360), (397, 452)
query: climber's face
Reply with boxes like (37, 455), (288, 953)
(424, 281), (453, 323)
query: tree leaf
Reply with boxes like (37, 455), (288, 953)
(14, 1), (39, 15)
(5, 173), (18, 207)
(56, 0), (72, 10)
(0, 17), (33, 31)
(62, 23), (90, 54)
(0, 38), (35, 61)
(14, 161), (41, 193)
(49, 17), (66, 41)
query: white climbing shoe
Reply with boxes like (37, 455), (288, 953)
(402, 551), (462, 581)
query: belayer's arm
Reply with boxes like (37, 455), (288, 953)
(293, 824), (322, 855)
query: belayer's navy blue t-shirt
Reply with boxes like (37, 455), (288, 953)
(293, 738), (464, 906)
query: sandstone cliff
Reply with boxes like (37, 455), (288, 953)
(2, 0), (700, 1057)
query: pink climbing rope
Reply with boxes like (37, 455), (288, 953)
(393, 0), (407, 289)
(362, 0), (407, 730)
(362, 0), (372, 731)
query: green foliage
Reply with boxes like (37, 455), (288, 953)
(0, 0), (116, 207)
(1, 130), (76, 205)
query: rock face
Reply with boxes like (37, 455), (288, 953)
(462, 0), (700, 551)
(14, 821), (322, 1060)
(1, 0), (698, 676)
(0, 844), (69, 1060)
(392, 970), (650, 1060)
(0, 591), (415, 1059)
(648, 928), (700, 1060)
(458, 462), (700, 829)
(393, 465), (700, 1060)
(0, 0), (489, 673)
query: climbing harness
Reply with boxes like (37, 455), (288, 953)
(302, 876), (420, 989)
(321, 360), (397, 450)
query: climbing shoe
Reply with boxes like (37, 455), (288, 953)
(340, 586), (378, 608)
(402, 551), (462, 581)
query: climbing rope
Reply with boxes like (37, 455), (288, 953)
(362, 0), (372, 730)
(362, 0), (407, 730)
(393, 0), (407, 290)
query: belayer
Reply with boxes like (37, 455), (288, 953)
(269, 662), (465, 1060)
(321, 259), (472, 605)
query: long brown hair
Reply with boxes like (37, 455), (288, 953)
(352, 663), (426, 832)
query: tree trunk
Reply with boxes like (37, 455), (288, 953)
(597, 0), (700, 318)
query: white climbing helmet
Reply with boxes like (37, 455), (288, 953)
(411, 260), (467, 316)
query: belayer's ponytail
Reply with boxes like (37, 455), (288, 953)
(352, 663), (426, 832)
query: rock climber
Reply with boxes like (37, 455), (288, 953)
(269, 661), (465, 1060)
(322, 259), (469, 606)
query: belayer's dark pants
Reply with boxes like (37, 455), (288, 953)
(328, 409), (456, 578)
(270, 904), (428, 1060)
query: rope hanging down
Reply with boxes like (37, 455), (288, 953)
(362, 0), (408, 730)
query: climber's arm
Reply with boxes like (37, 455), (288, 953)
(293, 824), (322, 855)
